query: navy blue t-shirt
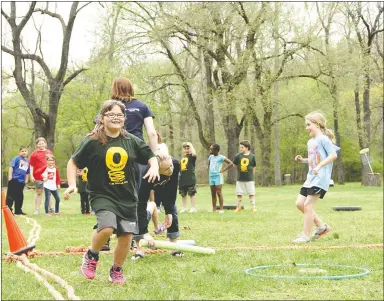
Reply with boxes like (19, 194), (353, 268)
(123, 99), (155, 140)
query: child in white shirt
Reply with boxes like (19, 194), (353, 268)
(42, 154), (61, 215)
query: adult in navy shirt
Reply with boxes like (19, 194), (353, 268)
(111, 78), (159, 190)
(6, 146), (30, 215)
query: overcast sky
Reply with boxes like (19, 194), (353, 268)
(1, 2), (102, 71)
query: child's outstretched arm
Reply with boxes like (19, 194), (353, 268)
(295, 155), (308, 164)
(64, 159), (78, 200)
(143, 157), (160, 183)
(220, 157), (234, 173)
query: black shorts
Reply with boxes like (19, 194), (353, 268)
(300, 187), (326, 199)
(179, 185), (197, 197)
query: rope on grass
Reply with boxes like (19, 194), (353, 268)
(8, 216), (81, 300)
(25, 216), (41, 246)
(18, 254), (80, 300)
(16, 259), (64, 300)
(214, 243), (383, 251)
(64, 246), (168, 255)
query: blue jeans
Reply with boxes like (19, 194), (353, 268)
(44, 188), (60, 213)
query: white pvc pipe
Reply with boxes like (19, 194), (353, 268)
(140, 240), (215, 254)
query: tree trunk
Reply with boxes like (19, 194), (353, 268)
(363, 173), (382, 187)
(202, 48), (216, 143)
(331, 86), (345, 184)
(261, 112), (273, 186)
(273, 2), (282, 186)
(223, 114), (241, 184)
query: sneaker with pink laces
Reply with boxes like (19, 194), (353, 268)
(109, 265), (126, 284)
(81, 251), (98, 279)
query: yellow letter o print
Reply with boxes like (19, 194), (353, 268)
(105, 147), (128, 183)
(240, 158), (249, 172)
(180, 157), (189, 171)
(81, 167), (88, 182)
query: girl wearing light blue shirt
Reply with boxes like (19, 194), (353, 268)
(293, 111), (340, 244)
(208, 144), (233, 213)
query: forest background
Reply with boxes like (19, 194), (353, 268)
(1, 2), (383, 187)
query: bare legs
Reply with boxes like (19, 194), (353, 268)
(295, 194), (325, 238)
(210, 185), (223, 211)
(34, 188), (43, 211)
(91, 227), (132, 267)
(182, 194), (196, 211)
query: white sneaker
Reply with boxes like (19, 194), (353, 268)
(292, 234), (310, 244)
(218, 210), (225, 214)
(189, 208), (197, 213)
(34, 209), (40, 215)
(179, 208), (188, 213)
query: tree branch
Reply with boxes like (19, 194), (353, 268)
(63, 68), (87, 87)
(76, 2), (92, 14)
(271, 113), (304, 126)
(1, 8), (11, 22)
(1, 45), (53, 82)
(18, 2), (36, 32)
(34, 8), (66, 33)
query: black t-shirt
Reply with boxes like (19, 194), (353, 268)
(233, 153), (256, 182)
(179, 154), (196, 186)
(72, 134), (154, 221)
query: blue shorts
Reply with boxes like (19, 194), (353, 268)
(209, 174), (224, 186)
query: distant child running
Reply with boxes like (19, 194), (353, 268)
(64, 100), (159, 284)
(179, 142), (197, 213)
(77, 168), (91, 214)
(233, 140), (257, 212)
(292, 111), (340, 243)
(42, 154), (61, 215)
(6, 146), (30, 215)
(208, 144), (233, 213)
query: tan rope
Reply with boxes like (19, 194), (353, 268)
(17, 258), (64, 300)
(214, 243), (383, 251)
(8, 216), (80, 300)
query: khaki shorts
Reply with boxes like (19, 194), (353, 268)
(236, 181), (255, 196)
(96, 210), (138, 237)
(35, 180), (44, 190)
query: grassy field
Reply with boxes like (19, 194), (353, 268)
(1, 183), (383, 300)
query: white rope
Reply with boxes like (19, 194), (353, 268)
(14, 216), (81, 300)
(16, 259), (65, 300)
(25, 216), (41, 245)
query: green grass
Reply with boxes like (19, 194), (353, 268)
(1, 183), (383, 300)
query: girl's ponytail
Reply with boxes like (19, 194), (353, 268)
(324, 128), (335, 143)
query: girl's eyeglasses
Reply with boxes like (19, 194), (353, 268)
(104, 113), (125, 119)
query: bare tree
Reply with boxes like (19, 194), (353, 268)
(1, 2), (89, 149)
(347, 2), (384, 149)
(316, 2), (345, 184)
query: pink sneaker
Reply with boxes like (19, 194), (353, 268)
(312, 224), (332, 239)
(109, 266), (126, 284)
(81, 252), (98, 279)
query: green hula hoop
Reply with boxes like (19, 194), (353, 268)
(245, 264), (370, 280)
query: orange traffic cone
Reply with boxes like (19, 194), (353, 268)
(2, 191), (35, 255)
